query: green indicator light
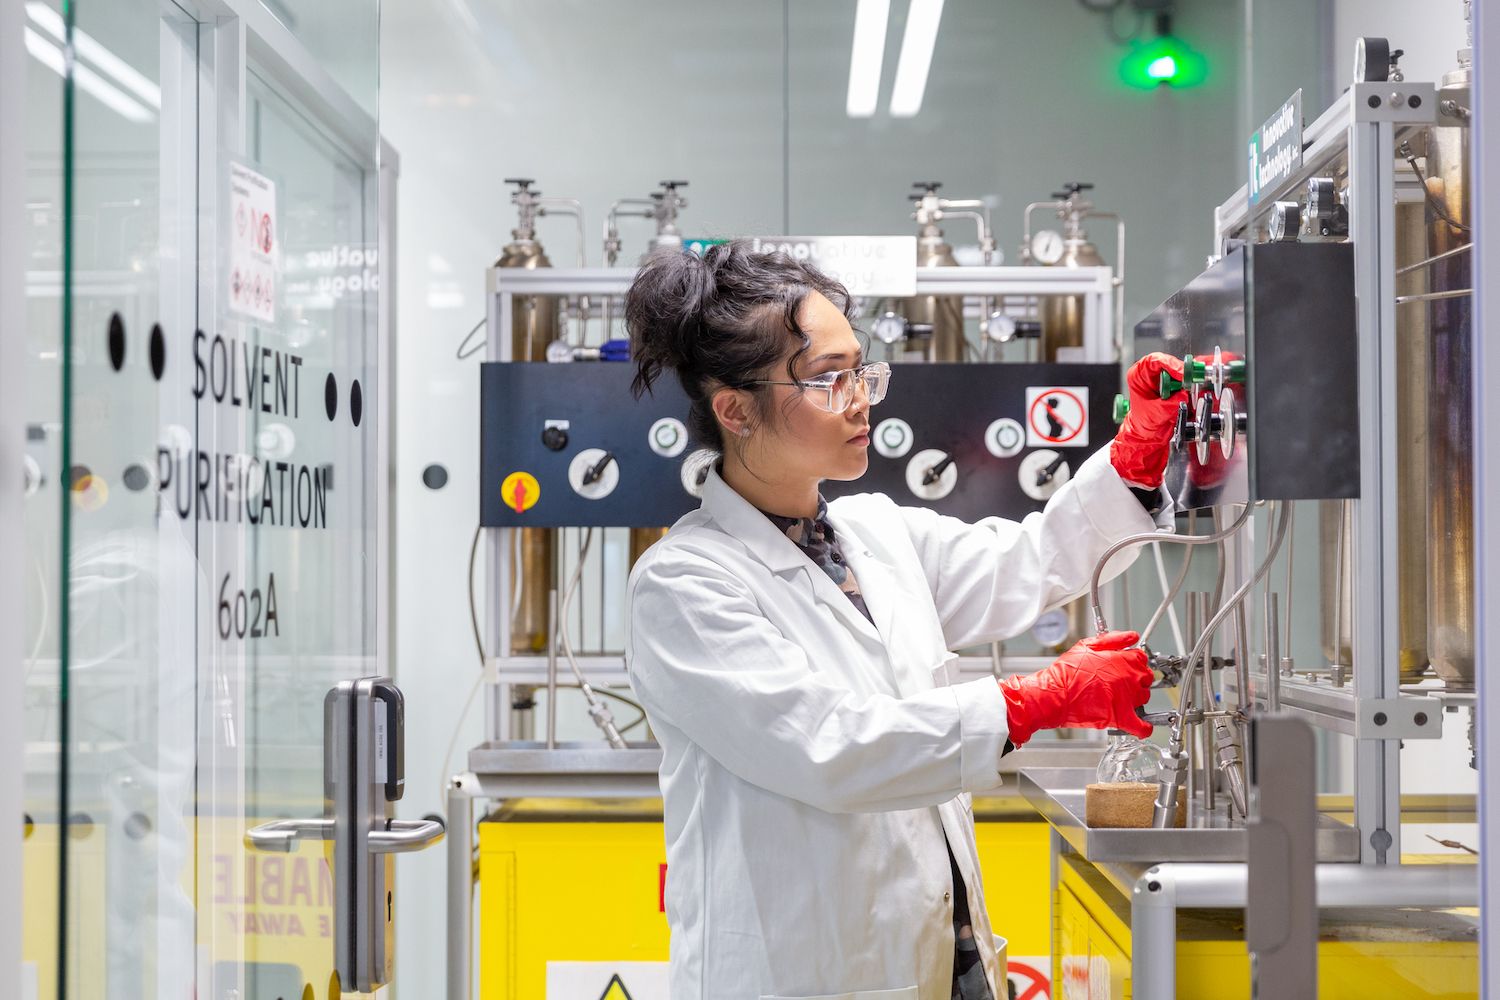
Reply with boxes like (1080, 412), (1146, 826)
(1120, 36), (1208, 89)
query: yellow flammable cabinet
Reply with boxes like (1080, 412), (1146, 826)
(477, 797), (1058, 999)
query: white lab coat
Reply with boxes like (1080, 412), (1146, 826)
(624, 447), (1155, 1000)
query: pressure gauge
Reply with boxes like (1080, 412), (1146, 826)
(1030, 229), (1066, 266)
(1306, 178), (1338, 220)
(1032, 608), (1072, 651)
(1268, 201), (1302, 243)
(648, 417), (688, 458)
(985, 313), (1018, 344)
(1354, 36), (1390, 84)
(545, 339), (575, 364)
(872, 311), (909, 345)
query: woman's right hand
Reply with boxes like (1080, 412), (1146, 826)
(997, 630), (1154, 745)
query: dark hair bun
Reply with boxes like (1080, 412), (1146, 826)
(626, 239), (853, 449)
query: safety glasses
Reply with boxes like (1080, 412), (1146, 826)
(749, 361), (892, 414)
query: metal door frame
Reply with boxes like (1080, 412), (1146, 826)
(1, 0), (28, 990)
(175, 1), (399, 993)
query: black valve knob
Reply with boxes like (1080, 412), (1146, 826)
(541, 426), (569, 452)
(1052, 182), (1094, 199)
(1172, 401), (1198, 452)
(922, 454), (954, 486)
(504, 178), (536, 189)
(1035, 453), (1067, 488)
(912, 181), (943, 192)
(583, 451), (616, 486)
(660, 180), (689, 189)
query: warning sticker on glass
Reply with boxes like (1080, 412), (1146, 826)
(229, 161), (278, 323)
(1025, 386), (1089, 448)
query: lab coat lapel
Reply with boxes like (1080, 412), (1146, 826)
(699, 467), (882, 642)
(826, 510), (934, 697)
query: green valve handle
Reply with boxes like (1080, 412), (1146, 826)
(1113, 393), (1130, 425)
(1158, 357), (1208, 399)
(1225, 359), (1247, 384)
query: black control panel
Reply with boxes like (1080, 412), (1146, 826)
(1134, 242), (1359, 509)
(479, 361), (1123, 527)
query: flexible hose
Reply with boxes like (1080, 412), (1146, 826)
(558, 528), (627, 748)
(1090, 503), (1254, 634)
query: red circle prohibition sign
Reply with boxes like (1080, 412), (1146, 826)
(1028, 388), (1085, 444)
(1007, 960), (1051, 1000)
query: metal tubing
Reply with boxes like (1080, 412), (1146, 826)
(1266, 593), (1282, 712)
(1396, 240), (1472, 274)
(1397, 287), (1474, 304)
(546, 589), (559, 749)
(446, 780), (474, 1000)
(1132, 862), (1479, 998)
(1090, 504), (1254, 634)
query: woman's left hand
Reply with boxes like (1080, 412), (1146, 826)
(1110, 352), (1186, 489)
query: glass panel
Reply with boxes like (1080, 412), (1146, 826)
(20, 0), (68, 993)
(42, 0), (201, 996)
(257, 0), (380, 119)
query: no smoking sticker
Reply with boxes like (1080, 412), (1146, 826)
(1025, 386), (1089, 448)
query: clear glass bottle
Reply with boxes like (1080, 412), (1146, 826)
(1096, 731), (1165, 784)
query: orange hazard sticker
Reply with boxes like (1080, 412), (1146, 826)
(501, 471), (540, 513)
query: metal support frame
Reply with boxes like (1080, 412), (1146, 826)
(480, 264), (1119, 741)
(1208, 83), (1438, 864)
(1129, 861), (1478, 998)
(1471, 0), (1498, 987)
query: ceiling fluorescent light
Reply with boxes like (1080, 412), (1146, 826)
(27, 2), (161, 108)
(24, 26), (155, 123)
(889, 0), (944, 118)
(846, 0), (890, 118)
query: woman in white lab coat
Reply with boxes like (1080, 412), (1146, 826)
(623, 241), (1185, 1000)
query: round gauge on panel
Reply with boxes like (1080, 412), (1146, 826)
(1019, 449), (1071, 502)
(1031, 608), (1073, 650)
(984, 418), (1026, 459)
(872, 311), (909, 345)
(984, 314), (1018, 344)
(1306, 177), (1339, 220)
(1354, 36), (1390, 84)
(680, 448), (718, 499)
(648, 417), (688, 458)
(545, 339), (575, 364)
(568, 448), (620, 500)
(1030, 229), (1066, 266)
(906, 448), (958, 501)
(1268, 201), (1302, 243)
(872, 418), (914, 459)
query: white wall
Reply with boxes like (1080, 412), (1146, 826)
(1332, 0), (1469, 88)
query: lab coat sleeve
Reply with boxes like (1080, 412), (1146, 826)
(898, 446), (1158, 651)
(626, 552), (1012, 813)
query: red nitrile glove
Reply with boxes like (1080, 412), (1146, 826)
(1110, 352), (1187, 489)
(998, 630), (1155, 745)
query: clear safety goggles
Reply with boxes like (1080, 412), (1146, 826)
(751, 361), (892, 414)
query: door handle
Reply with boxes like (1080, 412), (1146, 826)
(244, 817), (335, 853)
(368, 818), (445, 855)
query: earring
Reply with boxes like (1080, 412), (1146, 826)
(739, 427), (750, 438)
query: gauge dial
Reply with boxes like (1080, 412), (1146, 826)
(1030, 229), (1066, 266)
